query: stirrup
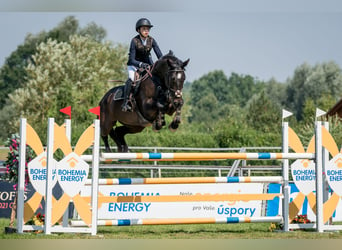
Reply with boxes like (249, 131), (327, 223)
(121, 102), (132, 112)
(156, 102), (164, 109)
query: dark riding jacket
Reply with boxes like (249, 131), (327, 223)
(127, 35), (163, 68)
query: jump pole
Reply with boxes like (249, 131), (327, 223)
(90, 119), (100, 236)
(85, 176), (283, 185)
(101, 152), (315, 161)
(44, 118), (55, 234)
(282, 121), (290, 232)
(315, 121), (324, 232)
(62, 119), (71, 227)
(70, 216), (283, 227)
(17, 118), (27, 234)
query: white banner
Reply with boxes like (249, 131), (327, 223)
(81, 183), (266, 219)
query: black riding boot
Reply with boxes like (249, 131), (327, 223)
(121, 79), (133, 112)
(156, 86), (166, 110)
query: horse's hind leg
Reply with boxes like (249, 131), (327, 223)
(100, 115), (116, 152)
(101, 134), (111, 152)
(114, 126), (144, 152)
(112, 126), (129, 152)
(108, 128), (124, 152)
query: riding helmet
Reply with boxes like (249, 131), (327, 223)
(136, 18), (153, 32)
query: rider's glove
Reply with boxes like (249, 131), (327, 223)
(140, 62), (149, 69)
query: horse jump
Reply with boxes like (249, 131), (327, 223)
(16, 116), (339, 235)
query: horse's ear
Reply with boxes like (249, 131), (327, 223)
(182, 59), (190, 68)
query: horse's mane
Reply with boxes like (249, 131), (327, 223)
(161, 50), (175, 59)
(159, 50), (181, 64)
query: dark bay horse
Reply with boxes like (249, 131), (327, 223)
(100, 51), (190, 152)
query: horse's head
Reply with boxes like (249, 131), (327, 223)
(166, 57), (190, 98)
(154, 50), (190, 98)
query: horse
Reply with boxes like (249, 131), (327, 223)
(100, 51), (190, 152)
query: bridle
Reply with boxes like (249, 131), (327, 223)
(165, 68), (185, 98)
(143, 61), (185, 106)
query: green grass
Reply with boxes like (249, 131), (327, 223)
(1, 218), (342, 239)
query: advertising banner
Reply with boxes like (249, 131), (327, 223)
(0, 180), (73, 218)
(81, 183), (266, 219)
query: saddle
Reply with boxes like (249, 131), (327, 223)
(112, 68), (151, 101)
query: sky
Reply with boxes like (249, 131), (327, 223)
(1, 0), (342, 83)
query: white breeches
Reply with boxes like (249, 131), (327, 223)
(127, 65), (137, 81)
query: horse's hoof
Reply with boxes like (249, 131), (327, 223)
(152, 121), (163, 132)
(120, 145), (130, 152)
(152, 127), (161, 132)
(168, 125), (178, 132)
(153, 124), (162, 131)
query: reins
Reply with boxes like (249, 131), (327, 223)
(140, 64), (154, 82)
(108, 80), (125, 83)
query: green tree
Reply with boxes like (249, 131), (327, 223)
(0, 35), (127, 141)
(189, 70), (228, 106)
(47, 16), (79, 42)
(225, 72), (265, 107)
(0, 16), (108, 109)
(188, 70), (228, 123)
(190, 92), (219, 124)
(285, 61), (342, 120)
(188, 70), (265, 124)
(79, 22), (107, 42)
(246, 91), (281, 133)
(301, 94), (337, 124)
(214, 116), (281, 148)
(263, 77), (287, 108)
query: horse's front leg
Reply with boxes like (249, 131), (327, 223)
(169, 98), (183, 132)
(169, 109), (181, 132)
(152, 111), (166, 131)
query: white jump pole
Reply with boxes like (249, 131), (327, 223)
(315, 121), (324, 232)
(44, 118), (55, 234)
(101, 152), (314, 161)
(90, 119), (100, 236)
(282, 121), (290, 232)
(62, 119), (71, 227)
(71, 216), (284, 227)
(322, 121), (330, 225)
(17, 118), (27, 234)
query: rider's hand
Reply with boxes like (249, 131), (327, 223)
(140, 63), (149, 69)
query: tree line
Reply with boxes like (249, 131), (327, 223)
(1, 16), (342, 148)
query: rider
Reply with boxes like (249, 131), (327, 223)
(121, 18), (163, 112)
